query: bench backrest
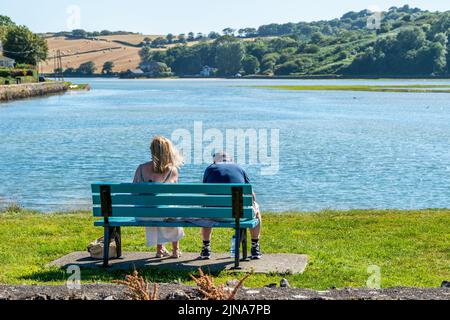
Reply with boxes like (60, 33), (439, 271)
(91, 183), (253, 219)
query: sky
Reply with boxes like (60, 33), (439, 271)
(1, 0), (449, 35)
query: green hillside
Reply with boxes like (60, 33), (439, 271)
(140, 5), (450, 77)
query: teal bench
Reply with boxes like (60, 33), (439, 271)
(91, 183), (259, 268)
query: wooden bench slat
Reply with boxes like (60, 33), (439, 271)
(92, 194), (253, 206)
(94, 217), (260, 229)
(91, 183), (252, 195)
(93, 206), (254, 219)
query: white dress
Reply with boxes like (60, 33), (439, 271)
(133, 163), (185, 246)
(144, 223), (184, 246)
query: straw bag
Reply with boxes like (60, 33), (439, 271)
(87, 237), (118, 260)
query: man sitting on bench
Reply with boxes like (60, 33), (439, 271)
(200, 151), (262, 260)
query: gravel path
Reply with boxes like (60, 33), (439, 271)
(0, 284), (448, 300)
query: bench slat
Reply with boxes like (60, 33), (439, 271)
(93, 206), (254, 219)
(94, 217), (260, 229)
(91, 183), (252, 195)
(92, 194), (253, 206)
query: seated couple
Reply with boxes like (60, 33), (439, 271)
(133, 136), (262, 260)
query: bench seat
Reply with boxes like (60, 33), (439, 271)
(94, 217), (260, 229)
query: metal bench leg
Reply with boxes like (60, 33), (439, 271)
(103, 226), (111, 267)
(240, 228), (249, 261)
(113, 227), (122, 258)
(231, 186), (244, 270)
(233, 227), (241, 270)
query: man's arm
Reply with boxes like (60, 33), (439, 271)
(203, 166), (210, 183)
(241, 168), (256, 201)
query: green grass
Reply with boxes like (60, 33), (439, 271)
(64, 82), (90, 90)
(0, 209), (449, 289)
(254, 84), (450, 93)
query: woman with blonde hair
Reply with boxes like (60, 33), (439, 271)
(133, 136), (184, 258)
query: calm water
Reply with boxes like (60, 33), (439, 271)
(1, 78), (450, 212)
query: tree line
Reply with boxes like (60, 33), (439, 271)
(53, 29), (139, 39)
(60, 61), (115, 76)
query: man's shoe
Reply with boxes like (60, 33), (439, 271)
(200, 244), (211, 260)
(250, 243), (262, 259)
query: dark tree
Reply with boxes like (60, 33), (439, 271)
(242, 55), (260, 75)
(215, 41), (244, 75)
(71, 29), (87, 38)
(102, 61), (114, 74)
(166, 33), (175, 44)
(3, 25), (48, 65)
(77, 61), (97, 75)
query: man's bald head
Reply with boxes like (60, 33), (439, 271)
(213, 151), (232, 163)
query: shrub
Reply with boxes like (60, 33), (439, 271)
(113, 270), (158, 300)
(0, 69), (10, 77)
(190, 268), (251, 300)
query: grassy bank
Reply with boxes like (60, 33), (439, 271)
(65, 82), (91, 90)
(254, 84), (450, 93)
(0, 208), (448, 289)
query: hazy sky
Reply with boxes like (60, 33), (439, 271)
(1, 0), (449, 35)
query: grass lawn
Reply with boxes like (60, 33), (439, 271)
(253, 84), (450, 93)
(0, 209), (448, 289)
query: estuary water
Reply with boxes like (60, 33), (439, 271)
(1, 78), (450, 212)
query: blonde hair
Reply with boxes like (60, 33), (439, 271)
(150, 136), (183, 174)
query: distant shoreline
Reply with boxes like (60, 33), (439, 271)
(48, 74), (450, 81)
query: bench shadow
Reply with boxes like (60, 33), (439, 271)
(21, 256), (248, 283)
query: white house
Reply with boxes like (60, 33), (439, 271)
(0, 55), (15, 68)
(199, 65), (216, 77)
(0, 41), (15, 68)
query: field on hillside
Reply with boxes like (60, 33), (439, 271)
(42, 36), (146, 74)
(42, 35), (207, 74)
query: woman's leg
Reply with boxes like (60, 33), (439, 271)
(156, 244), (170, 257)
(172, 241), (179, 251)
(171, 241), (181, 258)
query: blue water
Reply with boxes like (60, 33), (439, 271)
(1, 78), (450, 212)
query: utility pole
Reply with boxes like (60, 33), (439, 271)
(53, 50), (64, 81)
(53, 51), (57, 81)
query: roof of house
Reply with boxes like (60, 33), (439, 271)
(0, 55), (15, 62)
(128, 68), (144, 74)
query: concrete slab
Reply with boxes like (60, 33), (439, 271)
(47, 252), (308, 274)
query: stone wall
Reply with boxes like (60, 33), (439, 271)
(0, 82), (69, 102)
